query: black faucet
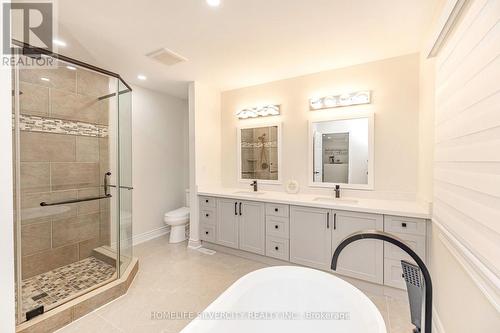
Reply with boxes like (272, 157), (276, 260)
(331, 230), (432, 333)
(250, 180), (258, 192)
(334, 185), (340, 198)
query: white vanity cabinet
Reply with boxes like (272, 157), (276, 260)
(215, 198), (265, 255)
(290, 207), (383, 282)
(216, 198), (240, 249)
(331, 211), (384, 284)
(239, 201), (266, 255)
(383, 215), (427, 289)
(199, 195), (428, 290)
(290, 206), (332, 270)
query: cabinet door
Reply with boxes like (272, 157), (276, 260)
(216, 199), (239, 249)
(331, 211), (383, 284)
(290, 206), (332, 270)
(239, 201), (266, 255)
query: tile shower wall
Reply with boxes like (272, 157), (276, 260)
(17, 63), (114, 279)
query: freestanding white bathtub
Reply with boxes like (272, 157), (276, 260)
(181, 266), (387, 333)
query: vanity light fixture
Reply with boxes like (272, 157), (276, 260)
(309, 91), (371, 110)
(236, 105), (280, 119)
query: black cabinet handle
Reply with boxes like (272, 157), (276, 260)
(327, 212), (330, 229)
(275, 246), (279, 251)
(205, 213), (209, 217)
(275, 225), (279, 229)
(205, 231), (209, 235)
(334, 213), (337, 230)
(402, 223), (407, 228)
(274, 208), (278, 212)
(239, 202), (242, 215)
(205, 199), (209, 203)
(234, 202), (238, 215)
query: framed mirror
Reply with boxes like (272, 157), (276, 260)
(237, 123), (281, 184)
(309, 113), (374, 189)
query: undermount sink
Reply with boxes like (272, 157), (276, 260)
(232, 191), (266, 195)
(313, 197), (359, 205)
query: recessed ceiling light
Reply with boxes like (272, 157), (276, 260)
(53, 39), (67, 47)
(206, 0), (221, 7)
(66, 65), (77, 71)
(137, 75), (147, 81)
(40, 77), (50, 82)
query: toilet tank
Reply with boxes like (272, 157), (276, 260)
(185, 189), (190, 207)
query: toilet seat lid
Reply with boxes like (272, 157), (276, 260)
(165, 207), (190, 218)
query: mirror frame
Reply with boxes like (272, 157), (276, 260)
(308, 112), (374, 190)
(237, 121), (282, 185)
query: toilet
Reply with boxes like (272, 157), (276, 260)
(164, 190), (190, 243)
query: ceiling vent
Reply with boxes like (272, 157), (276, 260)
(146, 48), (188, 66)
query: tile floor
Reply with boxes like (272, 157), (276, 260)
(21, 257), (116, 321)
(57, 236), (413, 333)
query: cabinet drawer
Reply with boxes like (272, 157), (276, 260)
(200, 196), (217, 209)
(266, 216), (289, 239)
(201, 224), (216, 243)
(384, 258), (407, 290)
(266, 236), (289, 261)
(384, 215), (426, 236)
(384, 232), (426, 262)
(200, 208), (216, 226)
(265, 203), (289, 218)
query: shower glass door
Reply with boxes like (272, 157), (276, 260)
(12, 52), (123, 324)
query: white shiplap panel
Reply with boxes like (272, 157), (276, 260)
(436, 0), (490, 70)
(437, 0), (500, 82)
(433, 199), (500, 276)
(435, 137), (500, 162)
(434, 181), (500, 233)
(434, 0), (500, 285)
(437, 22), (500, 104)
(436, 56), (500, 124)
(434, 165), (500, 197)
(435, 91), (500, 143)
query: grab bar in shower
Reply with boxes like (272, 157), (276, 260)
(40, 194), (112, 207)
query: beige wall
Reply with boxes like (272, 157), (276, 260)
(131, 86), (189, 238)
(194, 82), (222, 188)
(221, 54), (420, 199)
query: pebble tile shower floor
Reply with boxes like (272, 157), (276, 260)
(20, 256), (116, 321)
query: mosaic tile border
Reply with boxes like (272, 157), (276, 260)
(17, 114), (108, 137)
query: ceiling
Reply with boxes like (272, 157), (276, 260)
(55, 0), (438, 99)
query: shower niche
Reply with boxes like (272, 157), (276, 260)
(237, 123), (281, 183)
(11, 43), (136, 329)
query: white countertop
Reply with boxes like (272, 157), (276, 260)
(198, 187), (431, 219)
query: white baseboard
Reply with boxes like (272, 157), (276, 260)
(433, 308), (446, 333)
(132, 225), (170, 246)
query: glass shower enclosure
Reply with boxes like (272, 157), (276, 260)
(11, 42), (133, 324)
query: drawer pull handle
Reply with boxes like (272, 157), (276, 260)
(205, 213), (209, 217)
(275, 246), (279, 251)
(274, 208), (278, 212)
(402, 223), (407, 228)
(275, 225), (279, 229)
(205, 199), (209, 203)
(205, 231), (209, 235)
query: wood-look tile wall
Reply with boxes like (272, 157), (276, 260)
(16, 63), (115, 279)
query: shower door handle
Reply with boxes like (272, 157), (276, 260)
(104, 172), (111, 196)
